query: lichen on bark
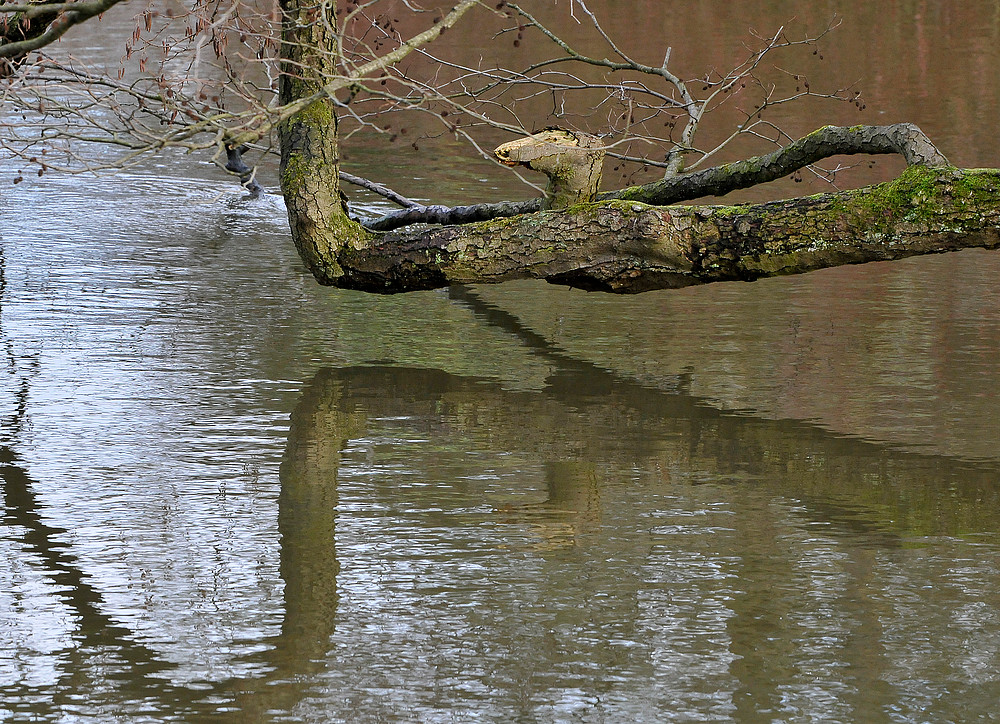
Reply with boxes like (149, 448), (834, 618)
(275, 0), (373, 284)
(272, 13), (999, 302)
(322, 166), (1000, 294)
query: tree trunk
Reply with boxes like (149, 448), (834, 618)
(276, 0), (372, 283)
(323, 166), (1000, 294)
(273, 14), (999, 296)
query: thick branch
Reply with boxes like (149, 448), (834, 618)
(322, 167), (1000, 294)
(609, 123), (949, 205)
(0, 0), (125, 59)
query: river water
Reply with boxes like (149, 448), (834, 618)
(3, 2), (1000, 722)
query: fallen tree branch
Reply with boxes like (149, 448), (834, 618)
(327, 166), (1000, 294)
(363, 199), (542, 229)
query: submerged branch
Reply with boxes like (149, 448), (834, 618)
(225, 145), (265, 198)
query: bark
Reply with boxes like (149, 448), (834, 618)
(494, 128), (605, 209)
(315, 165), (1000, 294)
(0, 0), (126, 75)
(276, 0), (366, 282)
(274, 11), (998, 295)
(275, 0), (476, 284)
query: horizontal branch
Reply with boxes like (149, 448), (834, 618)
(363, 198), (543, 231)
(608, 123), (949, 205)
(322, 166), (1000, 294)
(0, 0), (126, 59)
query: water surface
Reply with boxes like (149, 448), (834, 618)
(3, 2), (1000, 721)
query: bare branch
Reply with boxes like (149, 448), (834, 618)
(340, 170), (419, 208)
(609, 123), (949, 206)
(226, 0), (480, 148)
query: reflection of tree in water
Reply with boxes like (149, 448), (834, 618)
(3, 270), (999, 720)
(496, 461), (602, 550)
(279, 286), (998, 719)
(0, 238), (347, 719)
(0, 360), (350, 720)
(443, 285), (999, 721)
(2, 244), (187, 715)
(446, 285), (1000, 538)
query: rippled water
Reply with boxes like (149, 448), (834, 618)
(5, 2), (1000, 721)
(4, 165), (1000, 722)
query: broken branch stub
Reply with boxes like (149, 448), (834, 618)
(494, 128), (605, 209)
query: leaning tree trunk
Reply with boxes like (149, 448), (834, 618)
(274, 15), (1000, 298)
(332, 166), (1000, 293)
(276, 0), (370, 282)
(275, 0), (479, 284)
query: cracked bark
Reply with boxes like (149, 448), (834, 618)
(276, 0), (369, 282)
(330, 167), (1000, 293)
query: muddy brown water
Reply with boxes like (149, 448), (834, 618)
(2, 2), (1000, 721)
